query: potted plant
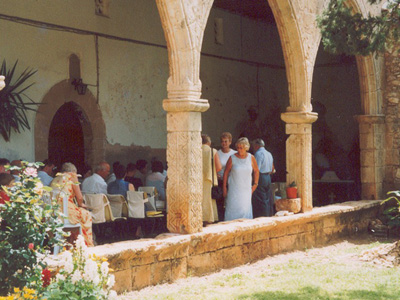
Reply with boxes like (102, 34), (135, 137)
(286, 181), (298, 199)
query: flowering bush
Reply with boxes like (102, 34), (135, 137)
(42, 235), (117, 300)
(0, 161), (65, 295)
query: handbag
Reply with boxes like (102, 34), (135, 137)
(211, 149), (223, 200)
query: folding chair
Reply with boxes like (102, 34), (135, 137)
(138, 186), (165, 211)
(52, 189), (82, 255)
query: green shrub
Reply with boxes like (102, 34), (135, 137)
(0, 161), (64, 295)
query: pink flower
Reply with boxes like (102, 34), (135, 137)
(28, 243), (34, 250)
(24, 167), (37, 177)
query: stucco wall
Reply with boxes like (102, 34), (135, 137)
(0, 1), (287, 163)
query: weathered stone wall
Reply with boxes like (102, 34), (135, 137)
(87, 200), (381, 293)
(384, 48), (400, 192)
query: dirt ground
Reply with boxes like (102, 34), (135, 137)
(117, 233), (400, 299)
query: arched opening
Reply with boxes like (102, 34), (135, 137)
(35, 80), (106, 169)
(48, 102), (86, 173)
(311, 44), (362, 206)
(205, 0), (288, 182)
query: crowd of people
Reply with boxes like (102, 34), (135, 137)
(0, 134), (275, 245)
(202, 132), (275, 224)
(0, 157), (167, 247)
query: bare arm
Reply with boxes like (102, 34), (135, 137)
(251, 155), (260, 193)
(214, 152), (222, 173)
(222, 157), (232, 198)
(128, 183), (135, 191)
(71, 179), (85, 207)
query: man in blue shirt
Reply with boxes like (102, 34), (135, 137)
(251, 139), (275, 217)
(37, 159), (56, 186)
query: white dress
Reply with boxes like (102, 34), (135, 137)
(225, 154), (253, 221)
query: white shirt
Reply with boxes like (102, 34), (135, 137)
(81, 173), (107, 194)
(217, 149), (237, 178)
(145, 172), (166, 201)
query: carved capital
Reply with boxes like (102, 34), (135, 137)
(281, 111), (318, 124)
(355, 114), (385, 124)
(163, 98), (209, 113)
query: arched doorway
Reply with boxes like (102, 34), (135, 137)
(48, 102), (86, 173)
(34, 80), (106, 169)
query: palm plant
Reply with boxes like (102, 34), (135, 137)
(0, 59), (38, 141)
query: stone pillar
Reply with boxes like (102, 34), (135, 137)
(281, 112), (318, 212)
(163, 100), (209, 234)
(355, 115), (385, 200)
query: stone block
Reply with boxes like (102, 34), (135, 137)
(275, 198), (301, 213)
(268, 238), (280, 255)
(277, 234), (297, 252)
(323, 217), (336, 228)
(246, 241), (264, 262)
(234, 231), (253, 246)
(253, 228), (270, 242)
(171, 258), (187, 281)
(269, 226), (287, 238)
(187, 252), (213, 276)
(360, 166), (376, 183)
(113, 268), (132, 294)
(157, 243), (189, 261)
(151, 261), (172, 285)
(131, 264), (151, 291)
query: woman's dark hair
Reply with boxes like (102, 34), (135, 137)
(114, 164), (127, 179)
(126, 162), (137, 172)
(0, 173), (14, 186)
(151, 160), (164, 173)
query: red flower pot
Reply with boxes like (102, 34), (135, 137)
(286, 187), (297, 199)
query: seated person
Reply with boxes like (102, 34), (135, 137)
(0, 158), (10, 174)
(145, 160), (166, 201)
(107, 164), (134, 198)
(124, 163), (143, 190)
(37, 159), (55, 186)
(50, 162), (94, 247)
(81, 162), (110, 194)
(0, 173), (15, 204)
(106, 161), (120, 185)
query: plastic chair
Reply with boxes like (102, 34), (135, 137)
(106, 194), (128, 218)
(52, 189), (82, 255)
(138, 186), (165, 211)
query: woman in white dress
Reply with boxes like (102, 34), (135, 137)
(223, 137), (259, 221)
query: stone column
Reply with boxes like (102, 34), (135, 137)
(281, 112), (318, 212)
(355, 115), (385, 200)
(163, 100), (209, 234)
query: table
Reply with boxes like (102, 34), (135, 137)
(312, 180), (357, 207)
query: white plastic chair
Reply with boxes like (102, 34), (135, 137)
(126, 191), (148, 219)
(138, 186), (165, 210)
(106, 194), (128, 218)
(52, 189), (82, 255)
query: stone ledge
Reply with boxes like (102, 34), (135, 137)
(48, 200), (382, 293)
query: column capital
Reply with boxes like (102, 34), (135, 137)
(281, 112), (318, 124)
(163, 98), (210, 113)
(355, 114), (385, 124)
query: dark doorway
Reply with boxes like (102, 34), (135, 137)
(48, 102), (85, 173)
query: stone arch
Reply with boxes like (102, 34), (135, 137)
(267, 0), (310, 112)
(343, 0), (381, 115)
(34, 80), (106, 168)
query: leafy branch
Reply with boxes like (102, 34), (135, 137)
(317, 0), (400, 56)
(0, 59), (38, 141)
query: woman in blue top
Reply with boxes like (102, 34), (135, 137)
(107, 164), (134, 197)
